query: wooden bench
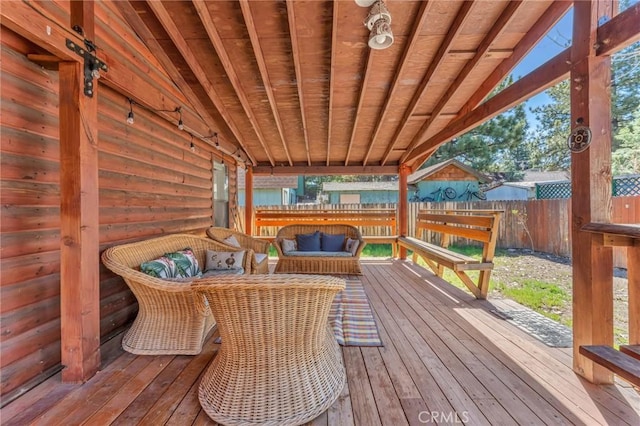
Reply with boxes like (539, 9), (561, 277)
(397, 209), (502, 299)
(255, 208), (398, 256)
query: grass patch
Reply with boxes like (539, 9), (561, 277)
(362, 243), (392, 257)
(493, 279), (570, 325)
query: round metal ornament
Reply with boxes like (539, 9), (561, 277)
(567, 125), (592, 153)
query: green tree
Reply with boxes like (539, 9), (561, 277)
(612, 110), (640, 174)
(426, 76), (530, 179)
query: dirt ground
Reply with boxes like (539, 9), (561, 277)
(489, 249), (630, 344)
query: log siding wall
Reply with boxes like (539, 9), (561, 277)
(0, 28), (225, 401)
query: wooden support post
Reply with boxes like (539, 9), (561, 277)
(245, 166), (254, 235)
(571, 0), (614, 384)
(629, 246), (640, 345)
(398, 164), (409, 259)
(59, 59), (101, 383)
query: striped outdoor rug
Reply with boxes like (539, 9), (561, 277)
(330, 278), (383, 347)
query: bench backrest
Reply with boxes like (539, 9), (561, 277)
(256, 209), (396, 236)
(415, 210), (502, 261)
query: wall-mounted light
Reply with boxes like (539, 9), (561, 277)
(177, 107), (184, 130)
(126, 98), (135, 125)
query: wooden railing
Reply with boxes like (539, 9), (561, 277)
(579, 223), (640, 386)
(253, 207), (398, 255)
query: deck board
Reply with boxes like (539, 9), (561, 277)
(2, 259), (639, 426)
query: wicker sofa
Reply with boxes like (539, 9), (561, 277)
(206, 226), (271, 274)
(101, 234), (252, 355)
(194, 274), (346, 425)
(273, 224), (366, 275)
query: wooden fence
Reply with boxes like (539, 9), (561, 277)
(237, 196), (639, 268)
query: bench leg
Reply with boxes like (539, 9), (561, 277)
(454, 271), (483, 299)
(477, 270), (492, 299)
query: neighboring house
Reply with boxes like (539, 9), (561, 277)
(484, 182), (536, 200)
(322, 181), (399, 204)
(237, 169), (298, 206)
(407, 159), (489, 202)
(484, 170), (571, 200)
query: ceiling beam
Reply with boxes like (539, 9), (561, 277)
(327, 0), (339, 166)
(362, 0), (434, 166)
(345, 50), (374, 166)
(380, 1), (476, 165)
(193, 0), (275, 166)
(145, 0), (256, 165)
(114, 1), (240, 158)
(239, 0), (293, 166)
(597, 1), (640, 56)
(406, 47), (572, 168)
(253, 165), (399, 176)
(400, 1), (523, 162)
(457, 1), (572, 117)
(286, 0), (312, 166)
(447, 49), (513, 60)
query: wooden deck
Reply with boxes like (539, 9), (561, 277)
(2, 259), (639, 425)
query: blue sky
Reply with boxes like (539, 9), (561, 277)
(511, 10), (573, 129)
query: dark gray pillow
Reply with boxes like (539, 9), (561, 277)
(296, 231), (321, 251)
(321, 233), (345, 252)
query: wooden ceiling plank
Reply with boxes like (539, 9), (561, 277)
(458, 1), (572, 117)
(380, 1), (476, 166)
(193, 0), (275, 167)
(327, 0), (339, 166)
(400, 1), (523, 162)
(145, 0), (257, 165)
(239, 0), (293, 166)
(253, 165), (399, 176)
(345, 50), (374, 166)
(406, 48), (572, 168)
(597, 1), (640, 56)
(286, 0), (312, 166)
(114, 1), (240, 158)
(362, 0), (433, 166)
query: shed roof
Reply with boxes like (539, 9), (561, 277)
(323, 181), (398, 192)
(237, 169), (298, 189)
(407, 159), (489, 184)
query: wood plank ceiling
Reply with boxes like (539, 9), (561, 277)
(116, 0), (568, 172)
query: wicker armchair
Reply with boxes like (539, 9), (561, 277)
(193, 274), (346, 425)
(101, 234), (253, 355)
(206, 227), (271, 274)
(273, 224), (366, 275)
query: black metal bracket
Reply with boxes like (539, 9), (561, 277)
(65, 38), (108, 98)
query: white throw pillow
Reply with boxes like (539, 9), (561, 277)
(345, 238), (360, 256)
(281, 238), (297, 253)
(206, 250), (245, 271)
(223, 235), (241, 248)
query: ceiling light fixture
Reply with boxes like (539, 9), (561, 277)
(365, 1), (394, 50)
(354, 0), (377, 7)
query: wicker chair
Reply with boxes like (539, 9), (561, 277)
(273, 224), (366, 275)
(101, 234), (253, 355)
(193, 274), (346, 425)
(206, 226), (271, 274)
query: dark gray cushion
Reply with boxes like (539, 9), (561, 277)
(321, 233), (345, 252)
(296, 231), (321, 251)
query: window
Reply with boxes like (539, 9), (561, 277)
(213, 161), (229, 227)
